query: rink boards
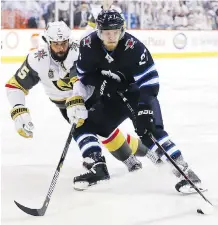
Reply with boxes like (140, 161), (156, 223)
(1, 29), (218, 63)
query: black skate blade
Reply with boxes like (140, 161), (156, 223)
(74, 187), (86, 191)
(14, 201), (45, 216)
(73, 181), (97, 191)
(74, 178), (110, 191)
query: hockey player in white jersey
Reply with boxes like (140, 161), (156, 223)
(5, 21), (145, 173)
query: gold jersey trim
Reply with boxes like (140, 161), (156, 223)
(6, 76), (29, 95)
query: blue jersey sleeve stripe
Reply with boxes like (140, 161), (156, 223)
(139, 76), (159, 88)
(136, 70), (158, 85)
(76, 64), (86, 74)
(133, 64), (155, 80)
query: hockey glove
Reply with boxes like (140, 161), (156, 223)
(99, 70), (126, 98)
(11, 105), (34, 138)
(66, 96), (88, 128)
(135, 104), (155, 137)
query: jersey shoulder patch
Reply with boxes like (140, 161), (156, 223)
(80, 31), (97, 49)
(27, 46), (50, 73)
(123, 32), (143, 51)
(69, 38), (80, 52)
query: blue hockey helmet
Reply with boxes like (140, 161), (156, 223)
(96, 9), (124, 30)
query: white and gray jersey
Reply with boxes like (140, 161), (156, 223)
(6, 40), (95, 108)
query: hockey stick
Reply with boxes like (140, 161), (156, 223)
(14, 123), (76, 216)
(102, 0), (114, 10)
(118, 92), (213, 207)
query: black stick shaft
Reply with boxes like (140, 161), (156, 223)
(41, 123), (76, 209)
(14, 124), (76, 216)
(148, 133), (212, 205)
(118, 92), (212, 205)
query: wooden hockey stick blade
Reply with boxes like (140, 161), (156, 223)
(14, 200), (46, 216)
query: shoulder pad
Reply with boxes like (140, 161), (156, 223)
(27, 46), (50, 72)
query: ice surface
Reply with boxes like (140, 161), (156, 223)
(1, 58), (218, 225)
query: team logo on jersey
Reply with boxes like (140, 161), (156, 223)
(70, 41), (80, 52)
(82, 36), (91, 48)
(34, 49), (48, 61)
(52, 76), (79, 91)
(48, 69), (54, 79)
(105, 53), (114, 63)
(124, 38), (136, 51)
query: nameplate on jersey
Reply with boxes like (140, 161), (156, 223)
(105, 53), (114, 63)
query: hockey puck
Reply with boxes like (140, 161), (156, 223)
(197, 202), (215, 215)
(197, 209), (204, 214)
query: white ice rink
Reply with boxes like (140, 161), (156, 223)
(1, 58), (218, 225)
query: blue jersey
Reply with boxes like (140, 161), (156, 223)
(76, 31), (159, 103)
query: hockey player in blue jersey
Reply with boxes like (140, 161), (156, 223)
(66, 9), (206, 193)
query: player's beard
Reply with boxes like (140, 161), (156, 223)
(103, 41), (118, 51)
(50, 48), (69, 62)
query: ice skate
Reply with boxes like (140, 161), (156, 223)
(173, 156), (207, 194)
(123, 155), (142, 172)
(74, 153), (110, 190)
(175, 169), (207, 194)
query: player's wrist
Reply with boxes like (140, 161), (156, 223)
(13, 104), (25, 108)
(10, 106), (29, 120)
(66, 96), (85, 108)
